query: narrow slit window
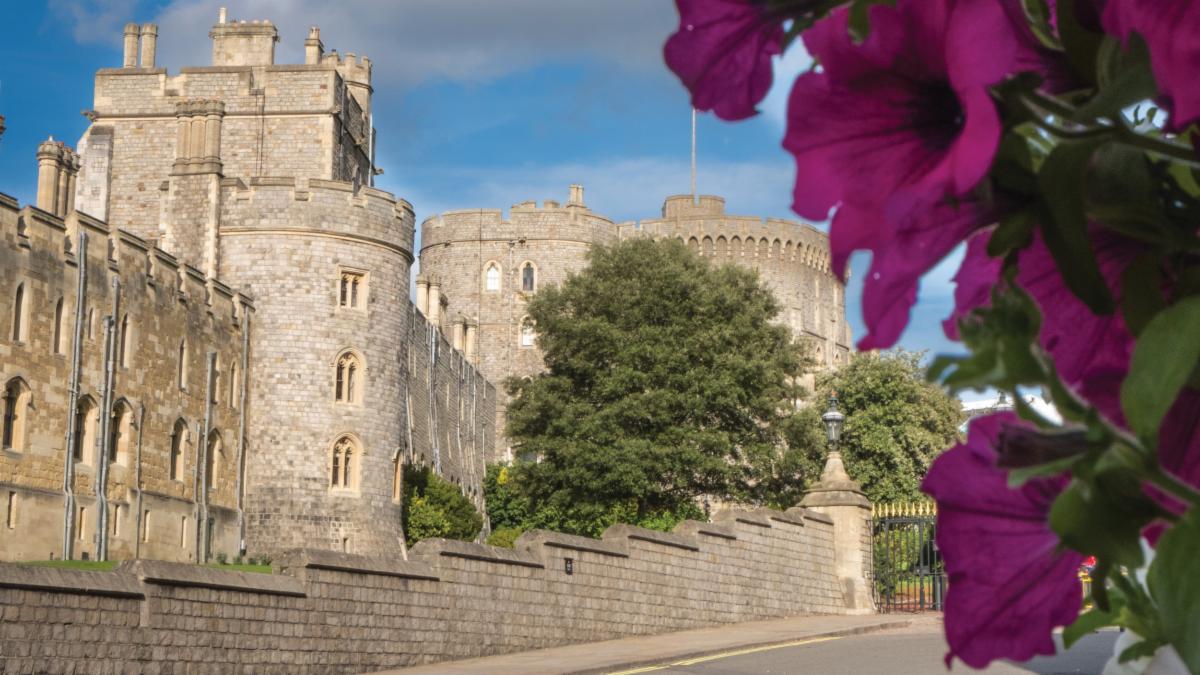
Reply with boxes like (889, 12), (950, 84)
(11, 283), (25, 342)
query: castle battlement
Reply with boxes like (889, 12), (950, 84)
(421, 187), (615, 251)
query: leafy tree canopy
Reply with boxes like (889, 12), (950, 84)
(784, 349), (964, 503)
(505, 238), (805, 534)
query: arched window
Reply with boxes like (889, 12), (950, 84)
(519, 317), (536, 349)
(178, 339), (188, 390)
(229, 362), (238, 409)
(2, 378), (31, 453)
(211, 359), (220, 405)
(52, 298), (66, 355)
(484, 262), (501, 292)
(521, 262), (536, 293)
(339, 270), (365, 309)
(335, 351), (363, 404)
(73, 396), (98, 464)
(329, 435), (360, 490)
(118, 314), (130, 368)
(205, 431), (222, 491)
(170, 419), (189, 482)
(86, 307), (95, 341)
(109, 400), (133, 465)
(11, 283), (26, 342)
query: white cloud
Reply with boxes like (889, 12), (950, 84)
(69, 0), (680, 87)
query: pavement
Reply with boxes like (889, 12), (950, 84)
(370, 613), (915, 675)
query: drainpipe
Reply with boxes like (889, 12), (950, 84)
(62, 231), (88, 560)
(429, 324), (440, 473)
(234, 310), (250, 555)
(95, 278), (120, 561)
(133, 404), (146, 559)
(192, 419), (203, 562)
(198, 352), (215, 562)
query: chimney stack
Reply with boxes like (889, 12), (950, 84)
(305, 26), (324, 65)
(140, 24), (158, 68)
(568, 184), (585, 207)
(123, 23), (140, 68)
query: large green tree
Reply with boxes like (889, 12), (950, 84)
(784, 349), (964, 503)
(505, 238), (804, 535)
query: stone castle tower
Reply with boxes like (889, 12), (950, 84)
(1, 13), (491, 564)
(419, 189), (852, 461)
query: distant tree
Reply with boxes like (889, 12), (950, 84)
(783, 349), (964, 503)
(505, 238), (805, 535)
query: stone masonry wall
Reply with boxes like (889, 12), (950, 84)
(0, 505), (845, 674)
(0, 191), (251, 564)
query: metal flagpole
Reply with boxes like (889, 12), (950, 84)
(690, 107), (697, 201)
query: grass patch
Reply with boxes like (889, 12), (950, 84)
(21, 560), (118, 571)
(204, 563), (272, 574)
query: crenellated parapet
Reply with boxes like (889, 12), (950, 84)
(217, 177), (414, 263)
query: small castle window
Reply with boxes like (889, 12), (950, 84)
(178, 340), (188, 390)
(2, 378), (31, 453)
(335, 351), (363, 404)
(330, 435), (360, 490)
(339, 270), (366, 309)
(206, 431), (222, 491)
(211, 360), (221, 405)
(143, 510), (151, 543)
(521, 262), (537, 293)
(11, 283), (27, 342)
(170, 419), (189, 482)
(519, 317), (536, 349)
(118, 314), (131, 368)
(73, 396), (98, 464)
(485, 262), (501, 292)
(52, 298), (66, 355)
(6, 491), (16, 530)
(109, 401), (133, 466)
(229, 362), (238, 409)
(86, 308), (96, 341)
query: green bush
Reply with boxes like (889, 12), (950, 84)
(486, 526), (524, 548)
(402, 465), (483, 546)
(215, 552), (228, 565)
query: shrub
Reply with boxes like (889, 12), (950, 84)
(215, 552), (227, 565)
(402, 465), (483, 546)
(486, 526), (524, 549)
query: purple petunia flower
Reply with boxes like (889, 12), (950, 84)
(784, 0), (1020, 348)
(923, 412), (1084, 669)
(1102, 0), (1200, 132)
(664, 0), (788, 121)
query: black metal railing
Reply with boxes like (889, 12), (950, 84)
(872, 502), (946, 613)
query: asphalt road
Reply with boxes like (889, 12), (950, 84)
(616, 627), (1119, 675)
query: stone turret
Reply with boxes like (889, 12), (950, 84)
(209, 11), (278, 66)
(35, 138), (79, 218)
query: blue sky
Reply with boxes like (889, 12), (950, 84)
(0, 0), (969, 369)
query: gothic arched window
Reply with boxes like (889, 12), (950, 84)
(330, 435), (360, 490)
(2, 378), (31, 453)
(73, 396), (98, 464)
(484, 262), (501, 292)
(206, 431), (222, 491)
(109, 400), (133, 465)
(118, 314), (131, 368)
(11, 283), (26, 342)
(335, 351), (363, 404)
(170, 419), (189, 482)
(52, 298), (66, 355)
(178, 339), (188, 390)
(521, 262), (536, 292)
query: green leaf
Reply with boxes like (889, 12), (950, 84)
(1049, 475), (1153, 569)
(1056, 0), (1104, 85)
(846, 0), (895, 42)
(1076, 36), (1157, 121)
(1148, 508), (1200, 673)
(1120, 295), (1200, 443)
(1038, 140), (1116, 315)
(1019, 0), (1062, 50)
(1064, 605), (1119, 650)
(1120, 255), (1166, 337)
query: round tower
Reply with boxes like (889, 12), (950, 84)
(419, 185), (616, 461)
(218, 178), (415, 556)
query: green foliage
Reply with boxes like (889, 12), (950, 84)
(1149, 509), (1200, 672)
(486, 526), (524, 549)
(504, 238), (805, 535)
(402, 465), (483, 546)
(484, 464), (531, 532)
(791, 349), (964, 503)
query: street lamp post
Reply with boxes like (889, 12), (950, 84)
(822, 392), (845, 450)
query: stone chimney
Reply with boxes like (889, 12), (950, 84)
(139, 24), (158, 68)
(304, 26), (324, 65)
(35, 138), (80, 218)
(122, 23), (140, 68)
(568, 184), (585, 207)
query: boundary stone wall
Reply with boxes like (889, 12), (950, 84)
(0, 506), (846, 674)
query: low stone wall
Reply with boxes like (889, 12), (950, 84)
(0, 506), (848, 674)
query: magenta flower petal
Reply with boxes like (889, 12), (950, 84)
(923, 413), (1084, 669)
(786, 0), (1014, 336)
(664, 0), (785, 121)
(943, 230), (1002, 340)
(859, 199), (994, 350)
(1102, 0), (1200, 132)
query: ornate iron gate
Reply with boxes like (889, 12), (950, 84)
(872, 502), (946, 612)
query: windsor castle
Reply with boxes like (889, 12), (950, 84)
(0, 13), (850, 565)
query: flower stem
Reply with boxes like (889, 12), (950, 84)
(1114, 124), (1200, 167)
(1148, 466), (1200, 507)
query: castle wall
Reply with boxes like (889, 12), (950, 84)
(0, 505), (846, 674)
(0, 192), (250, 564)
(419, 199), (617, 461)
